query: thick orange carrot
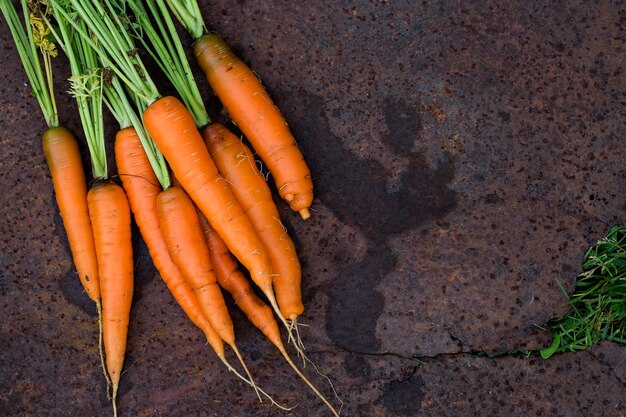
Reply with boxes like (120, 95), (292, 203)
(202, 123), (304, 322)
(143, 96), (288, 330)
(199, 215), (340, 417)
(43, 126), (100, 302)
(87, 180), (133, 413)
(193, 34), (313, 219)
(114, 127), (224, 355)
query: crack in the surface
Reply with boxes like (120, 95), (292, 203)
(587, 349), (626, 389)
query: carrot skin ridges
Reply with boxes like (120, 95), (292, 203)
(87, 181), (133, 391)
(156, 185), (235, 345)
(202, 123), (304, 319)
(193, 35), (313, 218)
(143, 96), (274, 295)
(43, 126), (100, 302)
(114, 128), (224, 355)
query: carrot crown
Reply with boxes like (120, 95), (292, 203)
(103, 75), (171, 190)
(164, 0), (206, 40)
(45, 3), (107, 179)
(127, 0), (210, 128)
(1, 0), (59, 128)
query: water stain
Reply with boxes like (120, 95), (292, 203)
(378, 373), (424, 416)
(292, 92), (457, 353)
(383, 98), (423, 155)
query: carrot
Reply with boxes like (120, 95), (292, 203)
(43, 127), (100, 302)
(156, 185), (260, 400)
(202, 123), (304, 327)
(43, 127), (106, 381)
(143, 96), (291, 334)
(193, 34), (313, 219)
(199, 215), (340, 417)
(87, 181), (133, 417)
(2, 0), (100, 304)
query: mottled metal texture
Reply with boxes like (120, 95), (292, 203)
(1, 0), (625, 416)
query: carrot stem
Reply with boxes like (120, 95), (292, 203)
(103, 77), (171, 190)
(127, 0), (210, 127)
(0, 0), (59, 127)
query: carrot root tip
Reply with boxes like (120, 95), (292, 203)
(230, 344), (262, 403)
(111, 384), (118, 417)
(96, 301), (112, 399)
(299, 208), (311, 220)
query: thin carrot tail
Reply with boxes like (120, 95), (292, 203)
(277, 345), (342, 417)
(229, 344), (261, 403)
(262, 281), (305, 359)
(289, 317), (308, 367)
(111, 383), (118, 417)
(96, 301), (112, 399)
(217, 355), (294, 411)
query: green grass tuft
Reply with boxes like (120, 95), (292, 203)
(541, 225), (626, 358)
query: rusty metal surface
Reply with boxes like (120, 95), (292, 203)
(1, 0), (625, 416)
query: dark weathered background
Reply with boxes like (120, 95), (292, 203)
(1, 1), (624, 416)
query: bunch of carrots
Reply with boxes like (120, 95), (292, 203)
(1, 0), (340, 415)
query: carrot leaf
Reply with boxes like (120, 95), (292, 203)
(103, 76), (171, 190)
(164, 0), (205, 40)
(127, 0), (210, 128)
(1, 0), (59, 127)
(46, 1), (107, 179)
(50, 0), (161, 106)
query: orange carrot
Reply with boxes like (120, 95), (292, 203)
(44, 125), (109, 391)
(193, 34), (313, 219)
(87, 180), (133, 415)
(156, 185), (259, 399)
(143, 96), (290, 332)
(199, 215), (340, 417)
(43, 126), (100, 303)
(202, 123), (304, 324)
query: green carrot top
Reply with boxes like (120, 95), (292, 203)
(164, 0), (206, 40)
(45, 1), (107, 179)
(127, 0), (210, 128)
(1, 0), (59, 128)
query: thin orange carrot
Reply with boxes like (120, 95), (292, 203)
(202, 122), (304, 326)
(87, 180), (133, 416)
(193, 34), (313, 219)
(43, 126), (100, 302)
